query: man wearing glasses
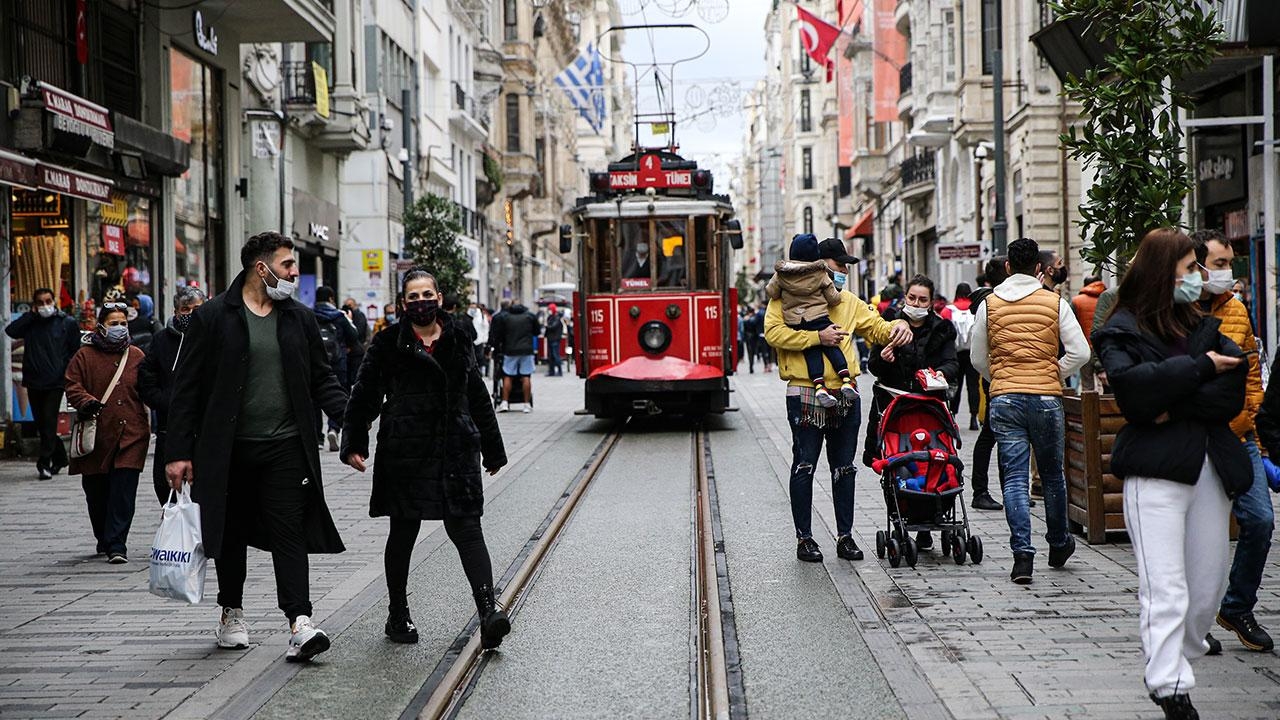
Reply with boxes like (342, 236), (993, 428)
(166, 231), (349, 663)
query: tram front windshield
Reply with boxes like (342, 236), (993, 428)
(617, 218), (697, 291)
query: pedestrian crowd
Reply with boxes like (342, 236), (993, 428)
(759, 230), (1275, 720)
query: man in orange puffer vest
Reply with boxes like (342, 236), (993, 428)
(1191, 229), (1274, 653)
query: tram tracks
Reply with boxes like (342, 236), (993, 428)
(403, 422), (745, 720)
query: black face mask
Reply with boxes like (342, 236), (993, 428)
(172, 313), (193, 333)
(1051, 266), (1069, 284)
(404, 299), (439, 326)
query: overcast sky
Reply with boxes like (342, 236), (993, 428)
(615, 0), (770, 179)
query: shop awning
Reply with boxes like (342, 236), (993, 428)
(0, 148), (38, 190)
(844, 208), (874, 239)
(35, 163), (113, 205)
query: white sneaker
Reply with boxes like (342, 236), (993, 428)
(326, 429), (339, 452)
(216, 607), (250, 649)
(521, 403), (531, 413)
(286, 615), (330, 662)
(498, 401), (510, 413)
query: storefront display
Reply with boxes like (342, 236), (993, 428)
(85, 192), (155, 306)
(171, 47), (226, 294)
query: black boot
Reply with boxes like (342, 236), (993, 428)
(1151, 693), (1199, 720)
(385, 605), (419, 644)
(474, 584), (511, 650)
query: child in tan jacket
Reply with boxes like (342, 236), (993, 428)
(766, 234), (855, 406)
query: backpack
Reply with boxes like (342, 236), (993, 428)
(950, 305), (975, 351)
(316, 318), (344, 368)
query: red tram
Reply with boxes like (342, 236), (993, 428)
(558, 149), (743, 419)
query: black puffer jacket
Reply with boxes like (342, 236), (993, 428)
(488, 304), (540, 356)
(868, 310), (959, 391)
(1093, 309), (1251, 497)
(341, 318), (507, 519)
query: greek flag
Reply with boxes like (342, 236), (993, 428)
(555, 43), (606, 133)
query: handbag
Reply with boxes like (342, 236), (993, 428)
(149, 485), (207, 604)
(69, 349), (131, 459)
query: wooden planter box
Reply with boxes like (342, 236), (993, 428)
(1063, 390), (1126, 544)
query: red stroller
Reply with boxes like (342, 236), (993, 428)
(870, 388), (983, 568)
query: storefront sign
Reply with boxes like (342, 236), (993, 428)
(37, 163), (113, 205)
(193, 11), (219, 56)
(101, 194), (129, 225)
(38, 82), (114, 149)
(935, 242), (987, 262)
(291, 188), (340, 252)
(1225, 209), (1250, 241)
(102, 225), (126, 256)
(1196, 131), (1245, 208)
(0, 149), (37, 189)
(362, 250), (385, 272)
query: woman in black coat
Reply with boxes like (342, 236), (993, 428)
(864, 274), (958, 550)
(1092, 228), (1249, 720)
(341, 270), (510, 648)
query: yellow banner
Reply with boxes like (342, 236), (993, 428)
(313, 62), (330, 118)
(362, 250), (384, 272)
(651, 122), (670, 135)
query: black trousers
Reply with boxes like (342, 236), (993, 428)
(385, 515), (494, 609)
(950, 351), (981, 417)
(82, 467), (140, 556)
(152, 432), (170, 505)
(970, 420), (998, 497)
(28, 387), (68, 471)
(793, 316), (848, 381)
(215, 437), (313, 623)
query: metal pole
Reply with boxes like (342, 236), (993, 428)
(991, 0), (1008, 254)
(1263, 54), (1276, 356)
(402, 87), (413, 248)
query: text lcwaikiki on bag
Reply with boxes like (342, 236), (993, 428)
(148, 485), (207, 604)
(69, 349), (131, 459)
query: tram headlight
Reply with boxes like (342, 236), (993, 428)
(638, 321), (672, 354)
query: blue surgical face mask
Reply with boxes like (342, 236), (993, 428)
(1173, 272), (1203, 304)
(105, 325), (130, 342)
(832, 271), (848, 291)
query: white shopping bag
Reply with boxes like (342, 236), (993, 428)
(149, 485), (207, 604)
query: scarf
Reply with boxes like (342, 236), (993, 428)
(789, 385), (857, 429)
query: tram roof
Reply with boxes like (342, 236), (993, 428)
(571, 196), (735, 220)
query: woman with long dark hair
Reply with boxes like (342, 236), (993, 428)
(1093, 228), (1251, 720)
(341, 270), (511, 649)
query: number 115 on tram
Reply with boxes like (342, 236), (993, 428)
(557, 149), (744, 420)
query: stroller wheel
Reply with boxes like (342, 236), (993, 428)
(875, 530), (887, 559)
(887, 538), (902, 568)
(903, 536), (918, 568)
(967, 536), (984, 564)
(940, 530), (952, 549)
(951, 534), (966, 565)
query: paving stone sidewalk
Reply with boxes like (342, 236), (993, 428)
(0, 372), (568, 720)
(734, 369), (1280, 720)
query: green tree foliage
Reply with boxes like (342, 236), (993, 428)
(1053, 0), (1221, 274)
(404, 192), (471, 298)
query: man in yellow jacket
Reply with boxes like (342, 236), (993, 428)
(1192, 230), (1274, 653)
(765, 238), (911, 563)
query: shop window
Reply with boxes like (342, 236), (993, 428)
(170, 47), (226, 294)
(10, 189), (73, 313)
(86, 193), (155, 312)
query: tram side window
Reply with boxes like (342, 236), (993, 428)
(618, 220), (652, 289)
(589, 219), (611, 292)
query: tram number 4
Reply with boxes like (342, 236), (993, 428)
(703, 306), (718, 320)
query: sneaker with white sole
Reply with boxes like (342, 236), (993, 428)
(216, 607), (250, 649)
(286, 615), (330, 662)
(497, 401), (510, 413)
(521, 403), (531, 413)
(326, 429), (339, 452)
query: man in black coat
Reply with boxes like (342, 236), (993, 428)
(166, 231), (348, 663)
(341, 296), (370, 387)
(137, 285), (206, 504)
(5, 287), (81, 479)
(488, 301), (540, 412)
(544, 303), (565, 376)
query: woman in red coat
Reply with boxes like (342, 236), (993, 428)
(65, 304), (149, 564)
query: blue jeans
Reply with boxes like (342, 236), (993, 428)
(1221, 437), (1275, 615)
(990, 393), (1070, 556)
(786, 395), (860, 539)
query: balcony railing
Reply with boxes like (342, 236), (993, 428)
(282, 61), (316, 105)
(899, 62), (913, 96)
(453, 201), (490, 240)
(900, 152), (935, 187)
(452, 81), (488, 131)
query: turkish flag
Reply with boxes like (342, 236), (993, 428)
(76, 0), (88, 64)
(796, 6), (841, 71)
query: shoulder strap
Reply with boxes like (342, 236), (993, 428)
(101, 347), (132, 403)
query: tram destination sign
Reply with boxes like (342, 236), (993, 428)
(935, 242), (987, 263)
(609, 153), (691, 190)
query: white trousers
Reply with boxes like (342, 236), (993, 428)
(1123, 460), (1231, 699)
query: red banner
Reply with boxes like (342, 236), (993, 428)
(102, 225), (125, 256)
(37, 163), (113, 205)
(873, 0), (906, 122)
(837, 0), (864, 165)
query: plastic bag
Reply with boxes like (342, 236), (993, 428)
(149, 485), (207, 604)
